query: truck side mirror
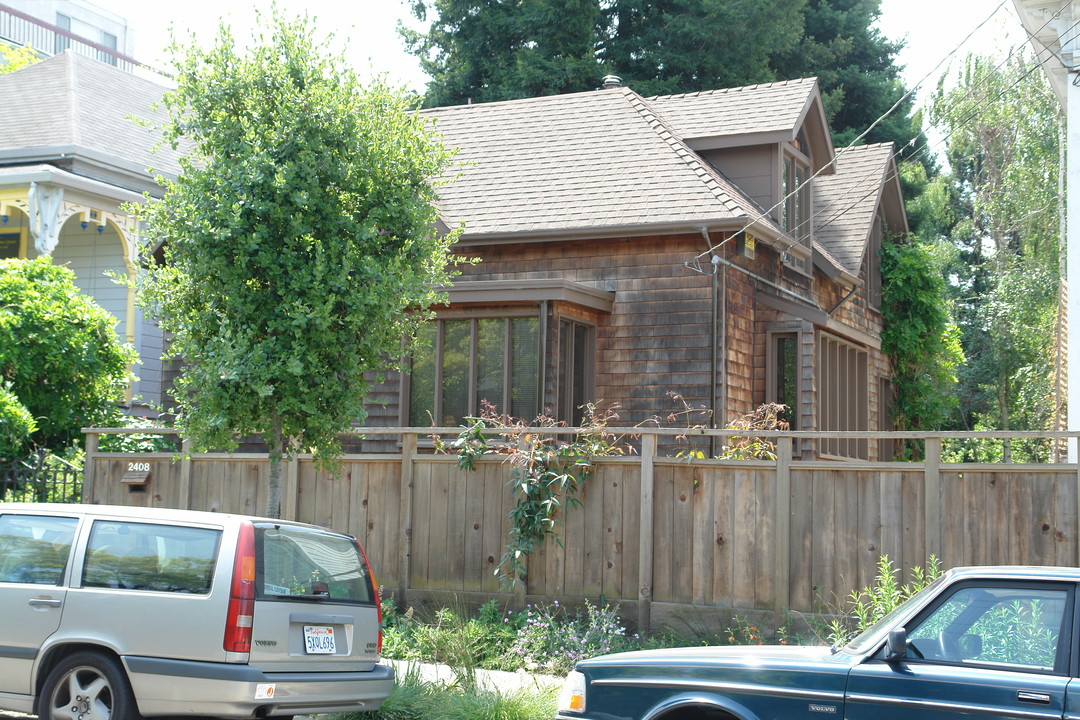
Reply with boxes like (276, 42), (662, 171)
(885, 627), (908, 661)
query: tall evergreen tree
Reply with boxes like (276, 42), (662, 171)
(403, 0), (921, 156)
(771, 0), (920, 155)
(598, 0), (805, 97)
(403, 0), (602, 106)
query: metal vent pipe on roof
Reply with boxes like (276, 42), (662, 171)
(601, 74), (623, 89)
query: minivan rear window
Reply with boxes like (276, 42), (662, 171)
(83, 520), (221, 594)
(255, 525), (373, 604)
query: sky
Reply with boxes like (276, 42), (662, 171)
(89, 0), (1029, 105)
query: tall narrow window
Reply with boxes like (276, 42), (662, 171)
(769, 333), (799, 430)
(408, 317), (539, 426)
(558, 320), (593, 426)
(818, 333), (868, 459)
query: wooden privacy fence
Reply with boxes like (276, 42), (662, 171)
(80, 428), (1080, 633)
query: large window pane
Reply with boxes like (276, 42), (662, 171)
(409, 322), (436, 426)
(908, 585), (1067, 671)
(83, 521), (220, 594)
(441, 320), (470, 425)
(510, 317), (539, 419)
(475, 319), (506, 415)
(773, 333), (798, 430)
(558, 319), (592, 426)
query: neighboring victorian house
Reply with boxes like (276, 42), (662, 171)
(0, 51), (179, 412)
(365, 77), (907, 460)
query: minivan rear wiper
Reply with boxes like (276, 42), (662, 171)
(265, 592), (331, 601)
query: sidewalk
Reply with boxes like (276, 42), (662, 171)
(387, 659), (562, 693)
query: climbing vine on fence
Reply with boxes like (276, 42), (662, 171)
(440, 402), (630, 589)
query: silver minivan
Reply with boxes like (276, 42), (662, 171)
(0, 503), (393, 719)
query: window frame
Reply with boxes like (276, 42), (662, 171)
(818, 331), (869, 460)
(766, 329), (800, 431)
(556, 317), (596, 426)
(780, 141), (813, 273)
(406, 310), (542, 427)
(900, 580), (1074, 676)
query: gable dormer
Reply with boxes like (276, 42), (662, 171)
(649, 78), (834, 271)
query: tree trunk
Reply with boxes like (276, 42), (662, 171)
(266, 430), (285, 519)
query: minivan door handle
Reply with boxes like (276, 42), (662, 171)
(28, 597), (62, 608)
(1017, 691), (1051, 705)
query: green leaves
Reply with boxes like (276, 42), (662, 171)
(0, 259), (136, 454)
(137, 10), (460, 514)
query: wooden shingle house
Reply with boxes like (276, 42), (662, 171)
(367, 77), (908, 460)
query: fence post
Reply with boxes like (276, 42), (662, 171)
(178, 439), (193, 510)
(638, 433), (656, 635)
(924, 438), (942, 561)
(82, 432), (98, 503)
(774, 436), (792, 614)
(397, 431), (417, 608)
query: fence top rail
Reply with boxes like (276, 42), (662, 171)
(84, 426), (1080, 440)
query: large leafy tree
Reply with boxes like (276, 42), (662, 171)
(139, 13), (460, 517)
(926, 52), (1062, 454)
(0, 258), (135, 458)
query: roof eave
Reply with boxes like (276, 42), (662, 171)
(0, 164), (146, 205)
(451, 216), (797, 253)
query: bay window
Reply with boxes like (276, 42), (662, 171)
(408, 316), (539, 426)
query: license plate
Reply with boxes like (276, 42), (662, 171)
(303, 625), (336, 654)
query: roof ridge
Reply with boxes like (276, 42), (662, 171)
(648, 76), (818, 102)
(424, 86), (631, 115)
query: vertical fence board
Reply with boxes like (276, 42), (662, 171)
(788, 468), (813, 612)
(713, 467), (735, 609)
(601, 465), (625, 599)
(653, 463), (674, 603)
(692, 466), (714, 606)
(670, 466), (695, 602)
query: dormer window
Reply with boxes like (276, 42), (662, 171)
(781, 138), (812, 272)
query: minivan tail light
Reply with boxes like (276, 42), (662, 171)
(224, 521), (256, 653)
(356, 539), (382, 655)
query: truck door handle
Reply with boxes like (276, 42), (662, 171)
(1017, 691), (1051, 705)
(28, 598), (62, 608)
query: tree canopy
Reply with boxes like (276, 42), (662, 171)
(138, 12), (460, 516)
(919, 51), (1062, 457)
(0, 258), (135, 458)
(402, 0), (922, 155)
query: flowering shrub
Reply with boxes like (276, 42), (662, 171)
(507, 601), (633, 675)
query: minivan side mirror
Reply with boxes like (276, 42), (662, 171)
(885, 627), (908, 661)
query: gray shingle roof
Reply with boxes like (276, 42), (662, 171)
(0, 51), (179, 180)
(648, 78), (819, 142)
(813, 143), (896, 275)
(425, 87), (784, 241)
